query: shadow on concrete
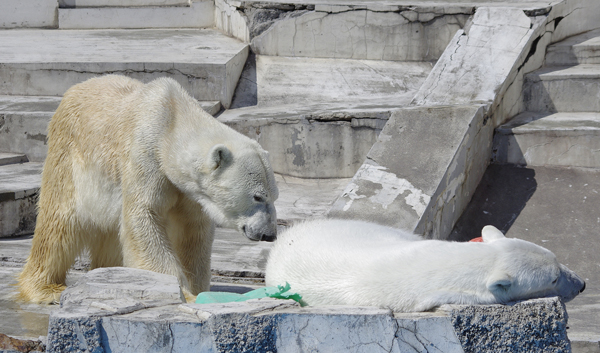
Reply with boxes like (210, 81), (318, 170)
(229, 51), (258, 109)
(448, 163), (537, 242)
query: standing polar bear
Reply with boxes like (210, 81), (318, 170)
(266, 219), (585, 312)
(19, 75), (279, 304)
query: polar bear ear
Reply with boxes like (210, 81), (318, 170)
(481, 225), (505, 243)
(208, 144), (233, 170)
(487, 272), (513, 294)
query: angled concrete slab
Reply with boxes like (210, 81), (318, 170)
(328, 105), (493, 239)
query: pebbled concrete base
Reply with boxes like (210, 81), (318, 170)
(47, 267), (573, 353)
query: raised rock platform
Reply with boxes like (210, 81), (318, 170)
(47, 267), (573, 353)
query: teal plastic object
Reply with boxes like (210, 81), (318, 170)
(195, 283), (303, 305)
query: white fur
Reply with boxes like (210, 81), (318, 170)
(19, 75), (278, 303)
(265, 219), (585, 312)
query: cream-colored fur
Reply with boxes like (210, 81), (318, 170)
(266, 219), (585, 312)
(19, 75), (278, 304)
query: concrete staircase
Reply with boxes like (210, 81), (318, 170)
(0, 0), (246, 238)
(453, 29), (600, 350)
(494, 28), (600, 168)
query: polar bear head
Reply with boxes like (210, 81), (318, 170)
(482, 226), (585, 304)
(197, 144), (279, 242)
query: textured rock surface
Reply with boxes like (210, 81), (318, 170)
(46, 268), (572, 353)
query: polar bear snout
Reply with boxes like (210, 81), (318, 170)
(242, 224), (277, 242)
(556, 263), (586, 302)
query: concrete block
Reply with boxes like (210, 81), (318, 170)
(46, 268), (573, 353)
(0, 162), (43, 238)
(493, 112), (600, 168)
(59, 267), (186, 309)
(0, 0), (58, 29)
(0, 29), (248, 108)
(251, 6), (471, 61)
(255, 56), (432, 108)
(524, 65), (600, 113)
(450, 298), (571, 352)
(60, 0), (190, 7)
(219, 105), (390, 178)
(58, 1), (214, 29)
(0, 153), (28, 166)
(549, 0), (600, 44)
(328, 105), (492, 239)
(412, 7), (537, 106)
(546, 28), (600, 65)
(215, 0), (250, 43)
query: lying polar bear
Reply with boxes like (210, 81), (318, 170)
(265, 219), (585, 312)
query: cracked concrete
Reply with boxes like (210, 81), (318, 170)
(44, 267), (573, 352)
(0, 28), (249, 108)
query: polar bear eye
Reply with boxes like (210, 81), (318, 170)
(253, 195), (266, 203)
(552, 277), (559, 285)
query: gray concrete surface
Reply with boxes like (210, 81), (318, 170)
(0, 162), (42, 238)
(524, 65), (600, 113)
(546, 28), (600, 65)
(450, 164), (600, 348)
(44, 266), (572, 353)
(58, 1), (214, 29)
(0, 29), (248, 108)
(493, 111), (600, 168)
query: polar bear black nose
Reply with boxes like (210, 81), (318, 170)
(580, 281), (586, 293)
(261, 234), (277, 242)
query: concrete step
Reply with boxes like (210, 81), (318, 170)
(449, 164), (600, 350)
(0, 95), (61, 162)
(252, 56), (432, 108)
(60, 0), (191, 7)
(546, 28), (600, 65)
(58, 1), (214, 29)
(0, 29), (248, 108)
(0, 153), (28, 166)
(0, 95), (219, 163)
(523, 64), (600, 113)
(223, 55), (431, 178)
(0, 162), (43, 238)
(493, 111), (600, 168)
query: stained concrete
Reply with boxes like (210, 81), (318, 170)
(493, 111), (600, 168)
(58, 1), (214, 29)
(0, 29), (248, 108)
(43, 267), (573, 353)
(450, 164), (600, 346)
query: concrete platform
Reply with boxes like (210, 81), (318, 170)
(524, 64), (600, 113)
(493, 111), (600, 168)
(0, 29), (248, 108)
(0, 162), (43, 238)
(58, 1), (214, 29)
(44, 267), (572, 353)
(450, 164), (600, 349)
(546, 27), (600, 65)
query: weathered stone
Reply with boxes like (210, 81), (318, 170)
(412, 7), (537, 106)
(0, 162), (42, 238)
(45, 268), (573, 353)
(546, 28), (600, 65)
(493, 112), (600, 168)
(449, 298), (571, 353)
(328, 105), (492, 239)
(0, 333), (45, 353)
(251, 7), (470, 61)
(0, 0), (58, 29)
(524, 65), (600, 113)
(58, 1), (214, 29)
(220, 105), (390, 178)
(0, 29), (248, 109)
(59, 267), (186, 309)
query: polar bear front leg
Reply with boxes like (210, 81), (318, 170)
(169, 197), (215, 297)
(120, 200), (192, 298)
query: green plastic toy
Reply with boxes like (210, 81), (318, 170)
(195, 282), (303, 305)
